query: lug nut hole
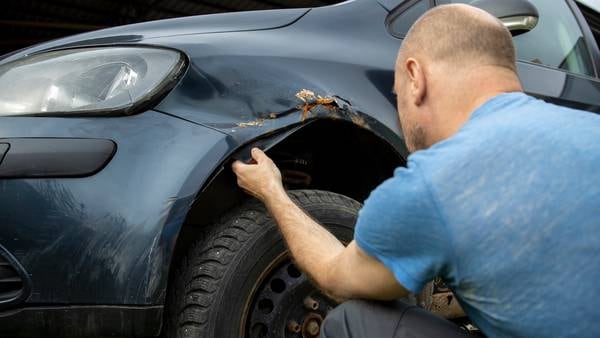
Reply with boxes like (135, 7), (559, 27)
(287, 264), (302, 278)
(251, 323), (268, 338)
(270, 278), (286, 293)
(258, 299), (274, 314)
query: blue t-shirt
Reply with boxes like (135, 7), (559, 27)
(355, 93), (600, 338)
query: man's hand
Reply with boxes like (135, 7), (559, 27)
(231, 148), (285, 203)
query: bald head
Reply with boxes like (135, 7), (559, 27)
(399, 4), (516, 72)
(393, 4), (522, 153)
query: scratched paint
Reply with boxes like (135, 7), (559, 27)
(237, 118), (266, 128)
(235, 88), (373, 132)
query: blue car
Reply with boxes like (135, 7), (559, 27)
(0, 0), (599, 336)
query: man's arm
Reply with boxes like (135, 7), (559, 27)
(232, 148), (409, 301)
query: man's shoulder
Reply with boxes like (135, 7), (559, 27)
(413, 94), (600, 170)
(407, 92), (600, 216)
(382, 160), (433, 200)
(468, 93), (600, 136)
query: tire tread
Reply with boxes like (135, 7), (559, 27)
(164, 190), (359, 337)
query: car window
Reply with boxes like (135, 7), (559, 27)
(449, 0), (595, 77)
(387, 0), (431, 38)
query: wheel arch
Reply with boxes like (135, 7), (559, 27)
(164, 118), (406, 308)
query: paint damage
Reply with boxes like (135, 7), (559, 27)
(295, 89), (338, 121)
(235, 89), (372, 130)
(237, 119), (266, 128)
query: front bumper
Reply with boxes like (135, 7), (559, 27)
(0, 110), (230, 308)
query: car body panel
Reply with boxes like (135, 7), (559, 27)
(377, 0), (410, 11)
(518, 61), (600, 112)
(0, 8), (310, 64)
(153, 0), (406, 150)
(0, 111), (232, 304)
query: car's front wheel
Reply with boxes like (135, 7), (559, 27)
(164, 189), (360, 338)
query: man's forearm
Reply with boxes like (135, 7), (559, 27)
(264, 189), (345, 291)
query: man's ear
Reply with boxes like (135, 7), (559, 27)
(404, 57), (426, 106)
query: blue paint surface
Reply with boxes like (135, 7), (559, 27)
(0, 111), (231, 304)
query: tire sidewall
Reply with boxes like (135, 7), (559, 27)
(212, 192), (359, 337)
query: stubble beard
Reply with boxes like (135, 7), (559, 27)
(407, 123), (428, 153)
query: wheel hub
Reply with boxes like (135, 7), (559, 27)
(247, 261), (336, 338)
(300, 312), (323, 338)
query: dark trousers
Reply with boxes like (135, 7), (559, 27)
(321, 300), (471, 338)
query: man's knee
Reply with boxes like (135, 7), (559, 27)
(321, 300), (409, 338)
(321, 300), (469, 338)
(321, 300), (369, 338)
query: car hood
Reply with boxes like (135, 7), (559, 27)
(0, 8), (310, 63)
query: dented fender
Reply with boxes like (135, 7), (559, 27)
(153, 0), (407, 156)
(231, 122), (309, 162)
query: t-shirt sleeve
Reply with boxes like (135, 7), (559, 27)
(354, 161), (451, 293)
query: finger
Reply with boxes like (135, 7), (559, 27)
(231, 160), (246, 173)
(251, 147), (268, 163)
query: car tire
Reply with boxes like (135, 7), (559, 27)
(164, 189), (361, 338)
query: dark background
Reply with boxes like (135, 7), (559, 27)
(0, 0), (342, 55)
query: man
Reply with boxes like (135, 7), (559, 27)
(232, 4), (600, 338)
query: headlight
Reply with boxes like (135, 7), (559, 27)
(0, 46), (186, 116)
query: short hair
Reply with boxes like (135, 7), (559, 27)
(400, 4), (517, 72)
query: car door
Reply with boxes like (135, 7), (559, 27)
(442, 0), (600, 112)
(386, 0), (600, 113)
